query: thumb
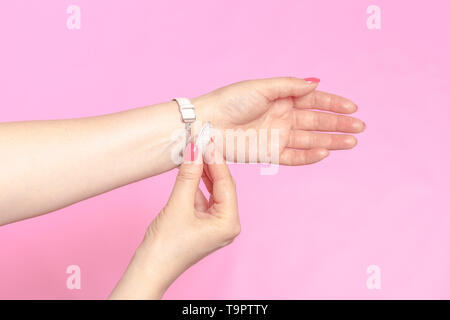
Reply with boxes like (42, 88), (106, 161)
(251, 77), (319, 101)
(169, 142), (203, 206)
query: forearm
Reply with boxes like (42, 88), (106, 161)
(0, 100), (207, 225)
(108, 237), (182, 300)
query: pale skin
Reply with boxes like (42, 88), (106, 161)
(0, 77), (365, 298)
(109, 142), (240, 299)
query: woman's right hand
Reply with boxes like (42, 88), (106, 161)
(110, 140), (240, 299)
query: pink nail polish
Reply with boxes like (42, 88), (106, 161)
(184, 142), (198, 162)
(304, 77), (320, 84)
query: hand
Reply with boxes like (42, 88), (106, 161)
(194, 77), (365, 165)
(109, 141), (240, 299)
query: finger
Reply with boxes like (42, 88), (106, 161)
(280, 148), (329, 166)
(247, 77), (318, 101)
(169, 142), (203, 206)
(201, 167), (213, 194)
(194, 188), (208, 212)
(294, 110), (366, 133)
(204, 142), (238, 217)
(294, 90), (358, 114)
(287, 130), (357, 150)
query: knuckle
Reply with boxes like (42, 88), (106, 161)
(313, 112), (321, 129)
(230, 176), (237, 189)
(224, 222), (241, 240)
(233, 223), (241, 237)
(177, 169), (199, 182)
(308, 132), (315, 149)
(283, 76), (298, 83)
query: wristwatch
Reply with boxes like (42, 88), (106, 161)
(173, 97), (196, 151)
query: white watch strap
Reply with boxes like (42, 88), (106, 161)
(173, 98), (196, 157)
(173, 97), (196, 123)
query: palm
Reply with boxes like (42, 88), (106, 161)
(223, 94), (293, 158)
(196, 77), (365, 166)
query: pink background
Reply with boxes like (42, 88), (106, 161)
(1, 0), (450, 299)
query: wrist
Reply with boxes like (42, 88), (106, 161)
(134, 234), (188, 297)
(192, 95), (214, 127)
(109, 238), (172, 300)
(143, 96), (214, 172)
(141, 100), (205, 173)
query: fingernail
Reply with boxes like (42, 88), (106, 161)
(304, 77), (320, 84)
(319, 149), (329, 157)
(184, 142), (198, 162)
(203, 137), (216, 165)
(355, 121), (366, 132)
(344, 102), (357, 112)
(344, 136), (357, 147)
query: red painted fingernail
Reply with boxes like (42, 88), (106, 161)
(184, 142), (198, 162)
(210, 137), (214, 143)
(304, 77), (320, 83)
